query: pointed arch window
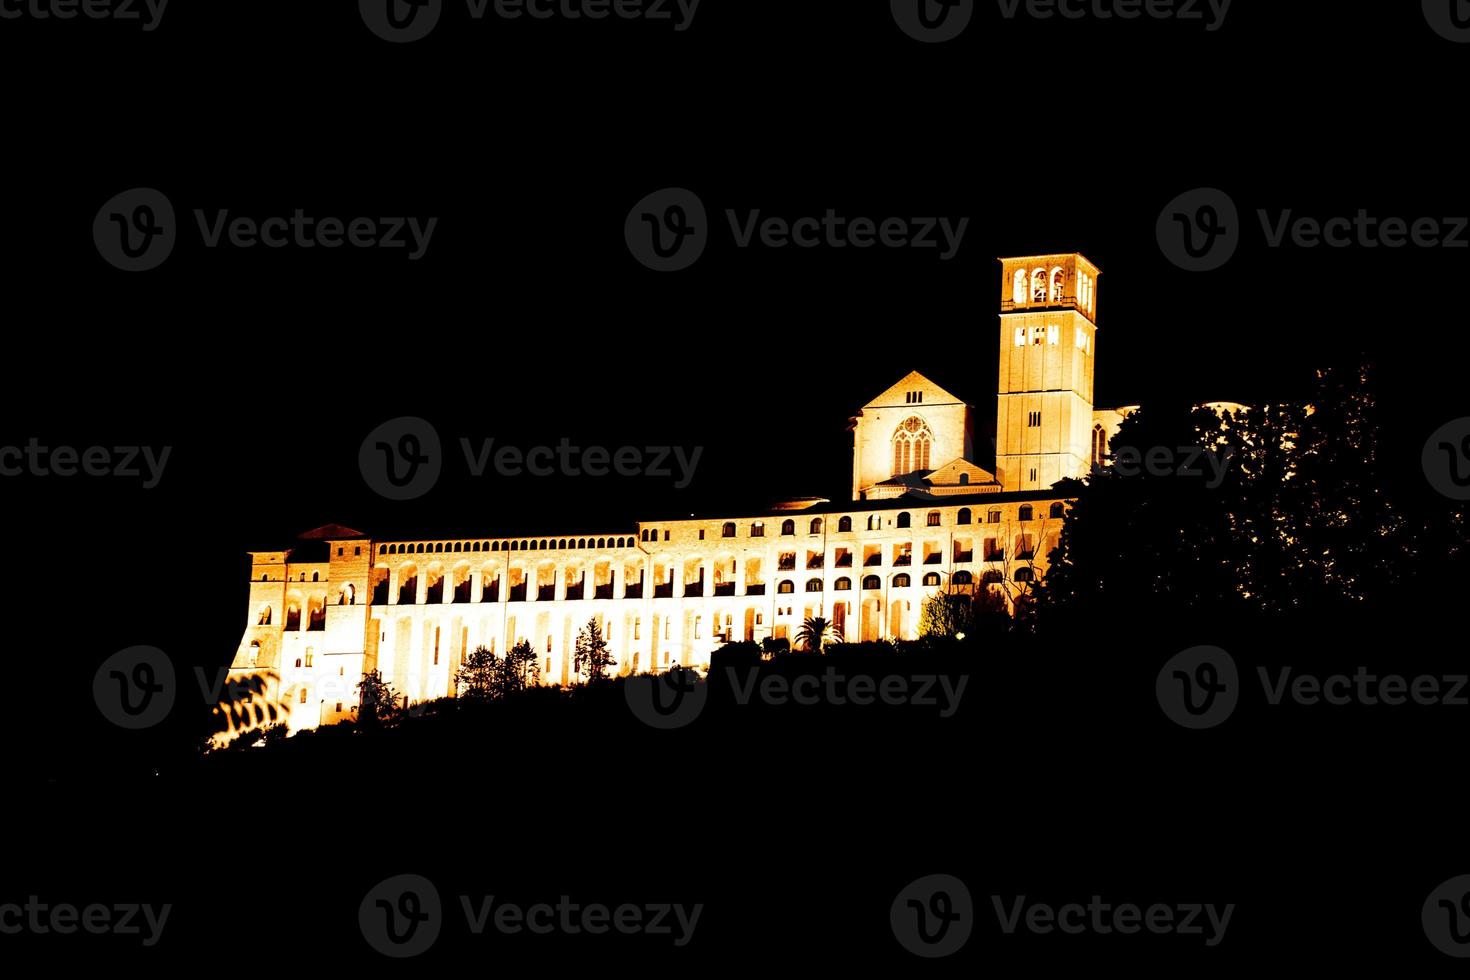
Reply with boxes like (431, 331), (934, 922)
(891, 417), (933, 476)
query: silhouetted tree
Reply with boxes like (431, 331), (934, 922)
(572, 618), (615, 683)
(794, 616), (836, 653)
(456, 645), (497, 702)
(356, 670), (401, 729)
(1038, 362), (1434, 630)
(495, 640), (541, 698)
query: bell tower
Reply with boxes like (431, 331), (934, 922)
(994, 253), (1100, 491)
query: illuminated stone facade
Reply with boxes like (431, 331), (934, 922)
(224, 254), (1156, 735)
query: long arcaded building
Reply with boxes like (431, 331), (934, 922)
(226, 253), (1183, 735)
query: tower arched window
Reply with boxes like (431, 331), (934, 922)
(1031, 268), (1048, 303)
(891, 417), (933, 476)
(1012, 268), (1027, 305)
(1049, 266), (1065, 302)
(1091, 424), (1107, 468)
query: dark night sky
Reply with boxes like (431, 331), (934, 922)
(2, 1), (1466, 774)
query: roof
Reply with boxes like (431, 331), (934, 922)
(297, 524), (367, 540)
(638, 486), (1073, 524)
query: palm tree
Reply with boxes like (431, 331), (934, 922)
(794, 616), (837, 654)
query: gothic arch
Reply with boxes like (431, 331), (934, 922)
(891, 416), (933, 476)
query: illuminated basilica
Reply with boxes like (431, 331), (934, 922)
(225, 254), (1168, 735)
